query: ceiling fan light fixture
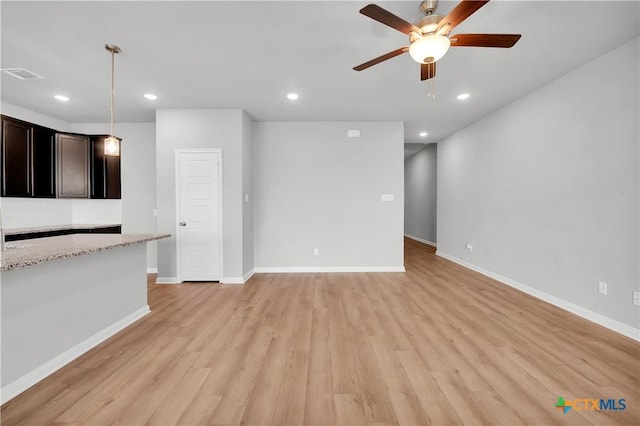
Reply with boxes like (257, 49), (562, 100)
(409, 34), (450, 64)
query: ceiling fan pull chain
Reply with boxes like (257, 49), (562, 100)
(427, 78), (436, 99)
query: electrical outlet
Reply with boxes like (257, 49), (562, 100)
(633, 291), (640, 306)
(313, 248), (319, 256)
(466, 243), (473, 253)
(598, 281), (608, 296)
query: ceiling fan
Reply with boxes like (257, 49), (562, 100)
(353, 0), (521, 81)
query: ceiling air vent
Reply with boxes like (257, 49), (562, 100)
(1, 68), (45, 80)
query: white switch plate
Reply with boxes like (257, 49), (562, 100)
(381, 194), (394, 202)
(313, 248), (319, 256)
(598, 281), (608, 295)
(633, 291), (640, 306)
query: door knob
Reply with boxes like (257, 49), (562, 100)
(179, 221), (187, 227)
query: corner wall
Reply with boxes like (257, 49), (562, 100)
(253, 121), (404, 271)
(404, 144), (437, 246)
(241, 111), (254, 278)
(436, 37), (639, 336)
(155, 109), (251, 282)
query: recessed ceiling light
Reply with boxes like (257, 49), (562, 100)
(54, 95), (69, 102)
(144, 93), (157, 100)
(419, 131), (428, 137)
(286, 93), (299, 100)
(457, 93), (470, 100)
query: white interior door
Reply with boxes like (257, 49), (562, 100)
(176, 150), (222, 281)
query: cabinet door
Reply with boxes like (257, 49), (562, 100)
(56, 133), (89, 198)
(105, 154), (121, 199)
(1, 118), (32, 197)
(32, 126), (56, 198)
(90, 137), (106, 198)
(90, 136), (121, 199)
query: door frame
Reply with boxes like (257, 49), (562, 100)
(175, 148), (223, 282)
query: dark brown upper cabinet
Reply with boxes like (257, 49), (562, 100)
(1, 116), (56, 198)
(1, 115), (121, 200)
(56, 133), (89, 198)
(90, 136), (121, 199)
(1, 117), (32, 197)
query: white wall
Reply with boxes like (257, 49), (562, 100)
(241, 111), (254, 277)
(404, 144), (437, 245)
(72, 122), (157, 270)
(0, 198), (73, 228)
(0, 198), (121, 229)
(437, 37), (639, 332)
(253, 121), (405, 270)
(155, 109), (251, 282)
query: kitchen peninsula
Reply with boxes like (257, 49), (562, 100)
(0, 232), (169, 403)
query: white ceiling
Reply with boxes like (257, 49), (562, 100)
(1, 1), (638, 151)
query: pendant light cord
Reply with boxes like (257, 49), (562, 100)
(105, 44), (120, 141)
(110, 48), (115, 139)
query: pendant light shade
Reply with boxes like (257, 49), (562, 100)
(105, 44), (120, 156)
(104, 136), (120, 156)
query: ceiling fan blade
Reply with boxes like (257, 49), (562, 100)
(436, 0), (490, 35)
(421, 62), (436, 80)
(360, 4), (421, 35)
(450, 33), (521, 48)
(353, 47), (409, 71)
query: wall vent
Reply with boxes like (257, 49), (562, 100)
(1, 68), (45, 80)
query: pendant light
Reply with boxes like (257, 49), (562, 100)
(105, 44), (120, 156)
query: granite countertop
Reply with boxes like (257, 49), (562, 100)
(0, 233), (169, 272)
(3, 224), (121, 236)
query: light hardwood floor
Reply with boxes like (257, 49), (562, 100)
(2, 238), (639, 425)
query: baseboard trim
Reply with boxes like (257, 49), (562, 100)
(435, 250), (640, 342)
(405, 234), (437, 247)
(0, 305), (151, 404)
(155, 276), (180, 284)
(146, 267), (158, 274)
(253, 266), (406, 273)
(244, 268), (255, 283)
(221, 276), (245, 284)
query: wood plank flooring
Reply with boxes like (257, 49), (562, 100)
(2, 238), (639, 425)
